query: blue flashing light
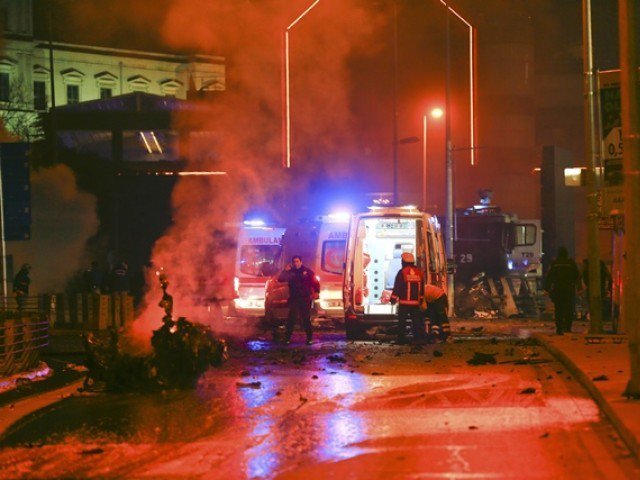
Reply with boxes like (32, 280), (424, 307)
(327, 211), (351, 223)
(244, 219), (266, 227)
(507, 260), (514, 270)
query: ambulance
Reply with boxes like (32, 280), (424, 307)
(231, 221), (285, 318)
(342, 206), (447, 339)
(264, 213), (350, 324)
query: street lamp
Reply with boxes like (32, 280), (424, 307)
(434, 1), (476, 313)
(422, 107), (444, 210)
(438, 0), (476, 166)
(282, 0), (322, 169)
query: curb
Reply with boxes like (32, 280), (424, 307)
(0, 379), (84, 440)
(533, 333), (639, 460)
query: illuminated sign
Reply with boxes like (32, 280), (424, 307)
(327, 231), (347, 240)
(248, 237), (281, 245)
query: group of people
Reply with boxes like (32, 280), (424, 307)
(544, 246), (613, 335)
(389, 252), (450, 344)
(278, 252), (449, 345)
(11, 260), (132, 312)
(82, 261), (131, 295)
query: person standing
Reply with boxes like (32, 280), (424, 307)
(390, 253), (425, 344)
(13, 263), (31, 311)
(424, 283), (450, 343)
(278, 255), (320, 345)
(544, 247), (581, 335)
(83, 261), (104, 294)
(109, 262), (131, 294)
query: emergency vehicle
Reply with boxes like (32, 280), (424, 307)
(231, 221), (285, 318)
(342, 206), (447, 339)
(454, 200), (542, 317)
(264, 213), (350, 324)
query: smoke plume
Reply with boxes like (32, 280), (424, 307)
(9, 165), (98, 293)
(130, 0), (384, 345)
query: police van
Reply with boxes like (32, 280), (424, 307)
(231, 221), (285, 318)
(264, 214), (350, 325)
(342, 206), (447, 339)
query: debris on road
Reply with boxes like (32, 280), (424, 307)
(466, 352), (497, 365)
(326, 354), (347, 363)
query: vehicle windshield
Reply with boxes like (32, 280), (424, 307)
(515, 224), (536, 246)
(239, 245), (281, 277)
(322, 240), (346, 274)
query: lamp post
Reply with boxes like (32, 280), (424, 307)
(438, 0), (476, 166)
(422, 107), (444, 210)
(435, 1), (475, 313)
(282, 0), (322, 169)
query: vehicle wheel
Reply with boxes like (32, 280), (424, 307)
(345, 318), (362, 341)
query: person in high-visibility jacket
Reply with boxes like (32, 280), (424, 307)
(390, 252), (427, 344)
(423, 283), (450, 343)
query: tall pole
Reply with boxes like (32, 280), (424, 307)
(619, 0), (640, 399)
(582, 0), (603, 333)
(422, 114), (427, 210)
(282, 0), (322, 169)
(445, 8), (454, 312)
(0, 150), (7, 304)
(392, 0), (399, 206)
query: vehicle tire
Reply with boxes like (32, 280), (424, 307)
(345, 318), (362, 341)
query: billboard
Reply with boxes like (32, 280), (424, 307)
(0, 142), (31, 241)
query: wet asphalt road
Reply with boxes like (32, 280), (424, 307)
(0, 330), (638, 479)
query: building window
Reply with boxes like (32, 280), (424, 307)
(66, 84), (80, 104)
(100, 87), (112, 99)
(33, 81), (47, 110)
(0, 72), (10, 102)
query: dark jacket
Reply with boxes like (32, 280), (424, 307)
(278, 266), (320, 303)
(545, 257), (580, 299)
(391, 265), (423, 306)
(110, 265), (131, 293)
(13, 268), (30, 294)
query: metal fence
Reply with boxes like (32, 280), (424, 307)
(0, 293), (135, 376)
(50, 293), (134, 329)
(0, 297), (49, 376)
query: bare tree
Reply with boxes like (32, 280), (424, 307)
(0, 77), (45, 142)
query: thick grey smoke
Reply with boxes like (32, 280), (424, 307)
(8, 165), (98, 293)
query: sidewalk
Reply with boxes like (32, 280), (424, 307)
(534, 331), (640, 459)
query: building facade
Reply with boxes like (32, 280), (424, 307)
(0, 0), (225, 140)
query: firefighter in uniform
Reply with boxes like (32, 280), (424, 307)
(423, 283), (450, 343)
(278, 255), (320, 345)
(390, 253), (426, 344)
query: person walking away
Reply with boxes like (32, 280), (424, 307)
(544, 247), (580, 335)
(424, 283), (450, 343)
(278, 255), (320, 345)
(581, 258), (612, 320)
(390, 253), (425, 344)
(13, 263), (31, 311)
